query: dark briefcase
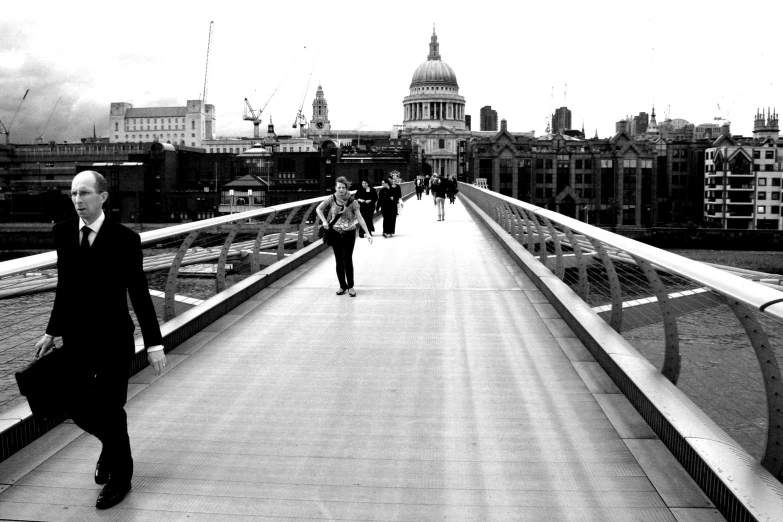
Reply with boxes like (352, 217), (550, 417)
(15, 347), (70, 422)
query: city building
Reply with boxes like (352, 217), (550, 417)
(465, 119), (712, 227)
(704, 129), (783, 230)
(480, 106), (498, 132)
(109, 100), (215, 148)
(551, 107), (572, 133)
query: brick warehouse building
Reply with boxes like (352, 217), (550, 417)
(465, 119), (710, 227)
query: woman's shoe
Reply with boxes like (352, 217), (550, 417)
(336, 288), (347, 295)
(348, 288), (357, 297)
(382, 233), (389, 238)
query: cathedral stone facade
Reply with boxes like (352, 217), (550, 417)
(402, 28), (470, 178)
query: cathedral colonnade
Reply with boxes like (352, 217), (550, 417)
(429, 158), (456, 177)
(404, 101), (465, 122)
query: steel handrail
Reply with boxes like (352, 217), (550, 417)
(459, 183), (783, 322)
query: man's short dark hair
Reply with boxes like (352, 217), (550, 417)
(92, 172), (108, 193)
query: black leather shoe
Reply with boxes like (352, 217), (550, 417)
(95, 461), (109, 485)
(96, 480), (131, 510)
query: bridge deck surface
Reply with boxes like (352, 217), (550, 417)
(0, 196), (723, 521)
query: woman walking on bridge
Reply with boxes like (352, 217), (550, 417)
(355, 180), (377, 239)
(377, 178), (400, 238)
(316, 177), (373, 297)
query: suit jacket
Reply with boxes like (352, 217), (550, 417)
(47, 217), (162, 358)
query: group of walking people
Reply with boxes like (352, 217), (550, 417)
(417, 173), (457, 221)
(320, 173), (459, 297)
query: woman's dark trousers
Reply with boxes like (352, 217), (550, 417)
(382, 210), (397, 234)
(331, 229), (356, 289)
(359, 207), (374, 237)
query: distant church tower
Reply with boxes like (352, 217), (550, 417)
(753, 108), (779, 140)
(310, 84), (331, 134)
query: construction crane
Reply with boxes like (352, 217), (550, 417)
(35, 97), (61, 144)
(202, 21), (214, 102)
(1, 89), (29, 145)
(243, 82), (282, 138)
(292, 62), (315, 132)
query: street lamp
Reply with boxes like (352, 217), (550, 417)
(229, 189), (234, 214)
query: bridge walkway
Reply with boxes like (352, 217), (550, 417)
(0, 195), (723, 520)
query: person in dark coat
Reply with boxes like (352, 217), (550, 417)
(432, 174), (448, 221)
(390, 176), (403, 216)
(34, 170), (166, 510)
(377, 178), (400, 237)
(414, 176), (424, 200)
(355, 180), (378, 238)
(446, 174), (458, 204)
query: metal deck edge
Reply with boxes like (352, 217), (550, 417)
(460, 193), (783, 522)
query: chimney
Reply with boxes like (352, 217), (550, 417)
(500, 119), (507, 132)
(721, 123), (731, 137)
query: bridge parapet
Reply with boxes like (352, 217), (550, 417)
(459, 183), (783, 520)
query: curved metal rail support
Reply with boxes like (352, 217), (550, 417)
(543, 216), (565, 280)
(508, 204), (524, 243)
(298, 202), (318, 250)
(277, 208), (298, 260)
(563, 225), (589, 300)
(529, 212), (548, 264)
(588, 236), (623, 332)
(499, 201), (512, 234)
(631, 254), (681, 384)
(216, 221), (243, 293)
(163, 230), (200, 321)
(522, 208), (536, 255)
(725, 298), (783, 479)
(251, 211), (277, 274)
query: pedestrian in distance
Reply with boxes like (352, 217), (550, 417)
(34, 170), (166, 510)
(316, 176), (373, 297)
(446, 174), (458, 204)
(355, 180), (378, 238)
(430, 174), (440, 206)
(432, 173), (448, 221)
(377, 177), (400, 237)
(415, 175), (424, 200)
(390, 175), (403, 216)
(423, 174), (431, 196)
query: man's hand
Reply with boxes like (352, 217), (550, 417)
(148, 350), (166, 375)
(34, 334), (55, 359)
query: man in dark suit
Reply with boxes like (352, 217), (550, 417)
(35, 170), (166, 510)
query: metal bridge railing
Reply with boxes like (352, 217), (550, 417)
(0, 182), (415, 414)
(459, 182), (783, 481)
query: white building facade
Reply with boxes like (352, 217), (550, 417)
(704, 136), (783, 229)
(109, 100), (215, 148)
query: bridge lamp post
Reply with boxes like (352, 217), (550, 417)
(229, 189), (234, 215)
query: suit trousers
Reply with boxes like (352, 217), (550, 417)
(331, 229), (356, 290)
(65, 337), (135, 482)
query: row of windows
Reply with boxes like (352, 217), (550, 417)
(125, 125), (184, 131)
(704, 178), (781, 187)
(126, 118), (186, 125)
(120, 134), (186, 140)
(411, 86), (458, 94)
(706, 163), (778, 172)
(757, 192), (781, 200)
(757, 206), (780, 214)
(534, 188), (595, 198)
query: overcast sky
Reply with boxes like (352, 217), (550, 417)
(1, 0), (780, 144)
